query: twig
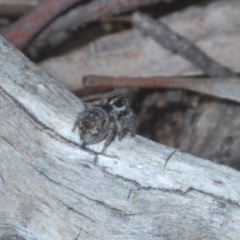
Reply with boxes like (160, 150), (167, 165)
(34, 0), (173, 45)
(0, 0), (38, 17)
(132, 12), (236, 78)
(2, 0), (83, 49)
(83, 75), (240, 104)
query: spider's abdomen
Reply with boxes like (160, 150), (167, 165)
(79, 107), (109, 144)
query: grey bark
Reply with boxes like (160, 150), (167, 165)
(0, 35), (240, 240)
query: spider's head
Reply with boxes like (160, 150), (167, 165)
(102, 95), (130, 116)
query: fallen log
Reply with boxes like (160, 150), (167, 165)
(0, 35), (240, 240)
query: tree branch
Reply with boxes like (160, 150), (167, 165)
(34, 0), (173, 45)
(2, 0), (83, 49)
(132, 12), (236, 77)
(83, 75), (240, 104)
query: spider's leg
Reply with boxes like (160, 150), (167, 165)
(110, 112), (124, 140)
(78, 125), (84, 140)
(80, 141), (86, 148)
(119, 112), (137, 139)
(118, 122), (128, 140)
(72, 112), (84, 132)
(102, 121), (115, 153)
(118, 131), (125, 141)
(130, 119), (137, 137)
(116, 119), (125, 140)
(128, 111), (137, 137)
(85, 100), (101, 108)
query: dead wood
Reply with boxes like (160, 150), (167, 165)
(83, 75), (240, 104)
(132, 12), (236, 78)
(0, 0), (37, 18)
(2, 0), (83, 49)
(1, 36), (240, 240)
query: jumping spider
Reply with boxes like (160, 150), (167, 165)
(72, 95), (137, 152)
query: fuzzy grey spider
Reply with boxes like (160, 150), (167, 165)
(72, 95), (137, 152)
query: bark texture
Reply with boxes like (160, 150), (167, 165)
(0, 35), (240, 240)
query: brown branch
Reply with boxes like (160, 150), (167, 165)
(132, 12), (236, 78)
(83, 75), (240, 104)
(2, 0), (83, 49)
(0, 0), (38, 18)
(34, 0), (173, 45)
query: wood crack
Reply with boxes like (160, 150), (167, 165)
(163, 150), (177, 171)
(0, 85), (96, 154)
(0, 172), (4, 184)
(105, 171), (240, 209)
(31, 165), (132, 217)
(56, 198), (95, 223)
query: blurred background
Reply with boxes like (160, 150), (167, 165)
(1, 0), (240, 170)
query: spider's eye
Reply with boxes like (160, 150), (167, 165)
(104, 95), (129, 113)
(106, 95), (118, 104)
(114, 98), (125, 107)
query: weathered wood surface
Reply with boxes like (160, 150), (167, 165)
(1, 35), (240, 240)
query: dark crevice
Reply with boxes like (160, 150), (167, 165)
(0, 225), (36, 240)
(0, 171), (4, 183)
(164, 150), (177, 171)
(0, 234), (26, 240)
(104, 171), (240, 209)
(56, 198), (95, 223)
(127, 190), (132, 200)
(32, 165), (130, 217)
(57, 156), (93, 169)
(0, 85), (97, 156)
(0, 85), (52, 131)
(1, 136), (19, 152)
(74, 221), (89, 239)
(184, 187), (240, 208)
(74, 222), (83, 240)
(93, 155), (98, 165)
(32, 166), (61, 186)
